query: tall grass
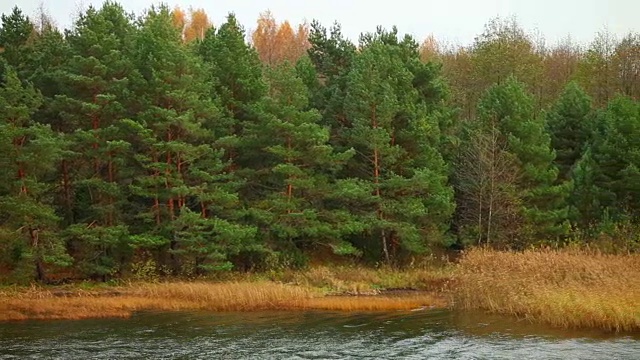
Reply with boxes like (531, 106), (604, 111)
(0, 282), (310, 321)
(279, 265), (453, 295)
(8, 249), (636, 330)
(453, 248), (640, 331)
(0, 280), (445, 321)
(305, 294), (447, 311)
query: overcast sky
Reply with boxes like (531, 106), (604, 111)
(1, 0), (638, 47)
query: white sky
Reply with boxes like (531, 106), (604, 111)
(1, 0), (638, 47)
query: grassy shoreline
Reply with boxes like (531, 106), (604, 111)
(0, 265), (452, 322)
(2, 249), (640, 332)
(0, 282), (448, 321)
(453, 248), (640, 332)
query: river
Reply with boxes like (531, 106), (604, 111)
(1, 310), (639, 359)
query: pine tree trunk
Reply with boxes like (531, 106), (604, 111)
(166, 130), (179, 274)
(201, 201), (207, 218)
(177, 152), (184, 209)
(371, 104), (390, 263)
(17, 166), (26, 194)
(152, 152), (161, 226)
(91, 105), (100, 175)
(286, 135), (293, 214)
(29, 228), (46, 283)
(14, 136), (27, 194)
(91, 104), (104, 223)
(107, 152), (115, 226)
(166, 130), (175, 220)
(60, 160), (74, 224)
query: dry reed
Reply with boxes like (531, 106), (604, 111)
(303, 294), (447, 311)
(0, 280), (446, 321)
(282, 264), (453, 295)
(453, 248), (640, 332)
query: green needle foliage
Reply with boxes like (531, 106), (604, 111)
(479, 77), (569, 245)
(1, 4), (639, 282)
(0, 65), (70, 283)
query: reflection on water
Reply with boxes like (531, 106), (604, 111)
(0, 310), (638, 359)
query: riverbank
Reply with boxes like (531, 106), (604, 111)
(0, 282), (448, 321)
(453, 248), (640, 332)
(0, 265), (452, 321)
(2, 249), (639, 332)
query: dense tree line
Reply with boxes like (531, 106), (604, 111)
(0, 3), (639, 283)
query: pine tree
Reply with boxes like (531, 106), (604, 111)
(247, 62), (360, 261)
(49, 2), (135, 278)
(174, 141), (258, 274)
(546, 81), (594, 181)
(570, 148), (601, 234)
(129, 6), (256, 275)
(0, 7), (35, 76)
(0, 66), (69, 282)
(24, 23), (73, 228)
(343, 40), (454, 262)
(475, 77), (569, 245)
(307, 21), (356, 137)
(129, 5), (204, 273)
(359, 27), (459, 171)
(196, 14), (266, 169)
(590, 96), (640, 220)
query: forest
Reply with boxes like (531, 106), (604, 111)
(1, 2), (639, 284)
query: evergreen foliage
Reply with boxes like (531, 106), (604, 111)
(1, 4), (639, 282)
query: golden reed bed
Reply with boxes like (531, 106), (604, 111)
(0, 282), (446, 321)
(2, 248), (639, 332)
(453, 248), (640, 332)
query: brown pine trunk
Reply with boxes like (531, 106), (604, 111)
(286, 135), (293, 214)
(14, 136), (27, 194)
(226, 120), (237, 171)
(92, 113), (100, 175)
(91, 100), (103, 222)
(61, 160), (73, 223)
(371, 104), (390, 263)
(227, 149), (238, 173)
(17, 167), (27, 194)
(29, 228), (46, 283)
(107, 152), (115, 226)
(390, 231), (400, 258)
(286, 184), (293, 212)
(177, 152), (185, 209)
(166, 130), (175, 220)
(167, 195), (175, 220)
(108, 153), (114, 183)
(375, 146), (389, 264)
(167, 198), (175, 219)
(166, 130), (179, 274)
(152, 152), (161, 226)
(201, 201), (207, 218)
(154, 197), (161, 225)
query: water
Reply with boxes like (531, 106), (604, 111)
(1, 310), (639, 359)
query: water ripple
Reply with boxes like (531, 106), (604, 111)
(1, 310), (639, 360)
